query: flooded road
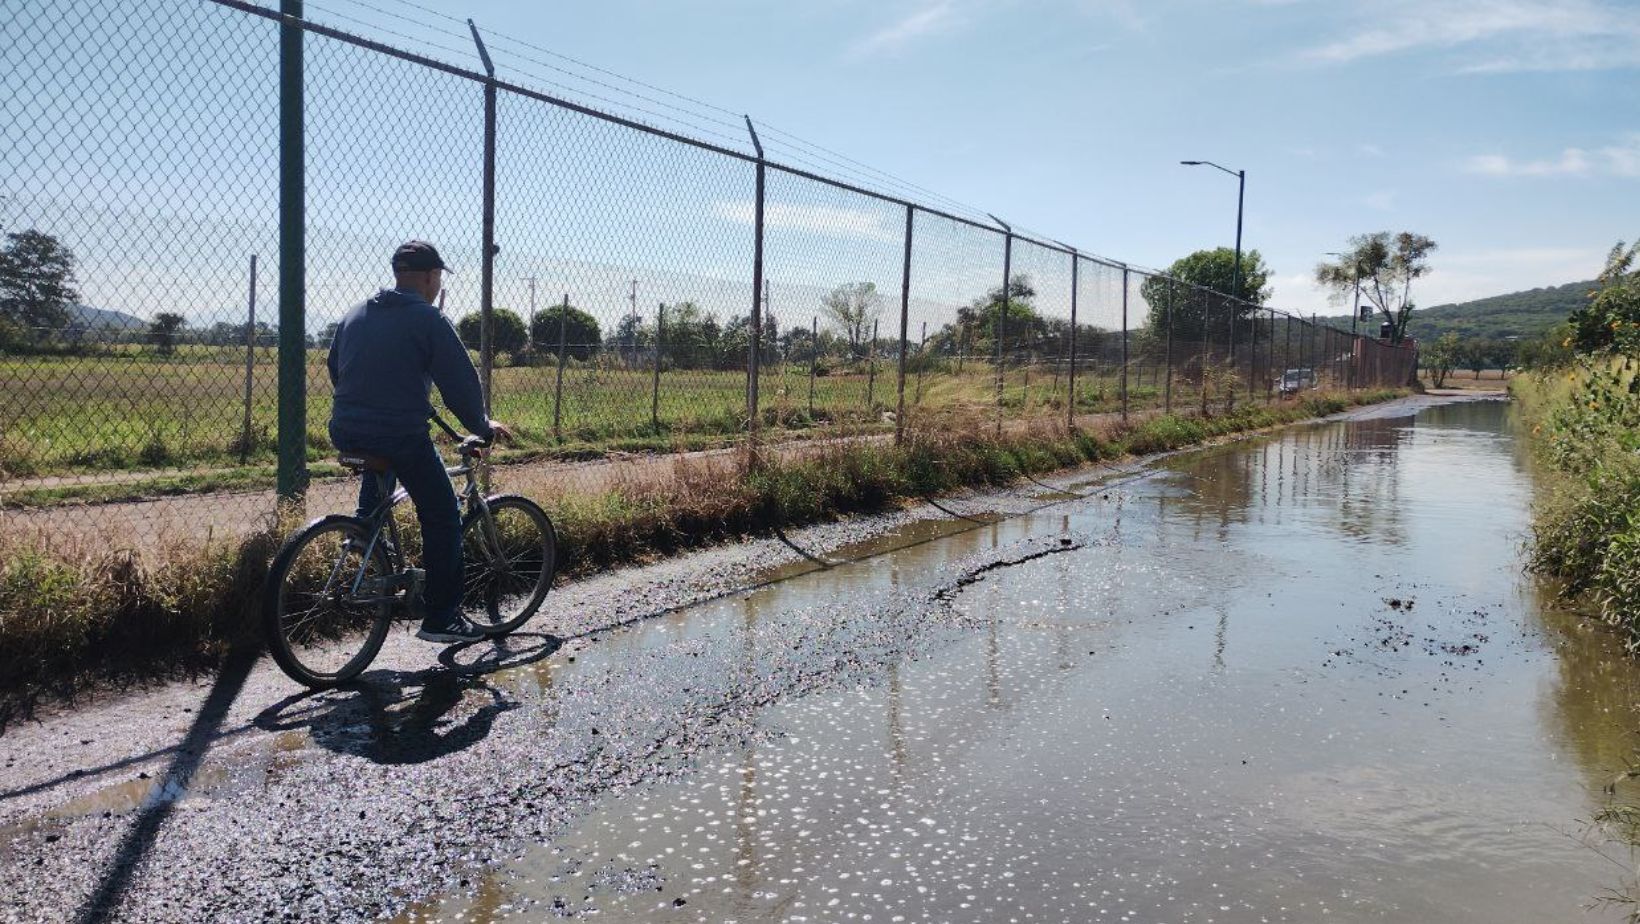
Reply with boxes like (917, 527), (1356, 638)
(405, 398), (1640, 922)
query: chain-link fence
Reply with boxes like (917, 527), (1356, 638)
(1, 0), (1417, 554)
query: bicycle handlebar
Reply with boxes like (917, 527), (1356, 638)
(430, 412), (492, 456)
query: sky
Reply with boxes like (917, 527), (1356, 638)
(6, 0), (1638, 327)
(336, 0), (1640, 312)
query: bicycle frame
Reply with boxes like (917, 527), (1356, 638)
(336, 443), (499, 609)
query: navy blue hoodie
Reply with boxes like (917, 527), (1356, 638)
(326, 288), (492, 443)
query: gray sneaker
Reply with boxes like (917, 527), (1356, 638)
(416, 614), (485, 644)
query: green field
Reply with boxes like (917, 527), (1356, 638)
(1, 345), (1197, 491)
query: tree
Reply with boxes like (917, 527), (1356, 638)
(821, 282), (881, 358)
(1139, 247), (1272, 341)
(1457, 338), (1509, 379)
(1567, 239), (1640, 354)
(456, 308), (528, 356)
(0, 229), (80, 347)
(1421, 332), (1460, 387)
(529, 303), (602, 361)
(1316, 231), (1437, 345)
(148, 312), (186, 356)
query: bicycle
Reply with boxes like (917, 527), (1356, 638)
(262, 417), (557, 688)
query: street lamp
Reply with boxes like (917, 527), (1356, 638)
(1180, 160), (1246, 303)
(1181, 161), (1246, 377)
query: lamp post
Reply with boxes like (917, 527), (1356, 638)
(1181, 160), (1245, 371)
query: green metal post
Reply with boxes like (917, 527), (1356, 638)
(277, 0), (307, 502)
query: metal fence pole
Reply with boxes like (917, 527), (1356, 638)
(915, 321), (927, 405)
(1200, 287), (1211, 416)
(652, 302), (664, 430)
(807, 315), (819, 417)
(1307, 314), (1316, 387)
(1163, 278), (1174, 414)
(552, 293), (568, 442)
(240, 254), (257, 464)
(744, 117), (765, 442)
(1120, 265), (1129, 423)
(1281, 313), (1291, 399)
(470, 20), (497, 417)
(276, 0), (307, 503)
(866, 318), (879, 410)
(1067, 251), (1079, 429)
(992, 216), (1012, 437)
(895, 204), (913, 445)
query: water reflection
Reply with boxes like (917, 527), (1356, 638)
(402, 398), (1640, 923)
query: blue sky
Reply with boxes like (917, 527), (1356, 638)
(6, 0), (1637, 327)
(347, 0), (1640, 311)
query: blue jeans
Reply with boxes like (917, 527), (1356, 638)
(332, 428), (463, 624)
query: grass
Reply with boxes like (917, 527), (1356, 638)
(0, 386), (1402, 723)
(1, 344), (1321, 490)
(1517, 358), (1640, 650)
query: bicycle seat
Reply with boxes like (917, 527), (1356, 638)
(336, 452), (392, 473)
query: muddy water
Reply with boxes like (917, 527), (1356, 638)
(410, 399), (1640, 922)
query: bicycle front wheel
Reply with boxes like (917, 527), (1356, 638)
(460, 495), (557, 636)
(264, 515), (394, 688)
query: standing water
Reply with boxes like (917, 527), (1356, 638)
(408, 398), (1640, 922)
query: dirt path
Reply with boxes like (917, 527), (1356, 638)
(1, 409), (1140, 546)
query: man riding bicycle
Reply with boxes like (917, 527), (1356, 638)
(327, 240), (513, 644)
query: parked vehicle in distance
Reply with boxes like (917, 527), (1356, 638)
(1278, 368), (1315, 396)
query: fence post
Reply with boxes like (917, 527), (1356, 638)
(240, 254), (257, 464)
(652, 303), (664, 430)
(276, 0), (307, 503)
(1282, 313), (1292, 399)
(808, 315), (818, 417)
(991, 215), (1012, 437)
(895, 204), (912, 445)
(915, 321), (927, 405)
(1120, 265), (1129, 422)
(866, 319), (879, 411)
(1256, 310), (1267, 402)
(1066, 250), (1079, 430)
(744, 117), (766, 446)
(552, 293), (568, 442)
(1163, 278), (1174, 414)
(1198, 287), (1209, 416)
(470, 20), (498, 417)
(1308, 314), (1316, 389)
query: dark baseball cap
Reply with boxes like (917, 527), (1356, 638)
(390, 240), (452, 273)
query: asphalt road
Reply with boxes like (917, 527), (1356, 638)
(0, 470), (1108, 923)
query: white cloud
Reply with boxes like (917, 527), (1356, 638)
(1362, 190), (1396, 211)
(1297, 0), (1640, 73)
(1279, 246), (1606, 309)
(1357, 143), (1385, 158)
(847, 0), (1146, 59)
(1463, 135), (1640, 177)
(850, 2), (961, 57)
(713, 200), (899, 242)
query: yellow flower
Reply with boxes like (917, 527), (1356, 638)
(1563, 337), (1573, 347)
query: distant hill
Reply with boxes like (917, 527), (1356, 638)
(68, 304), (145, 330)
(1316, 279), (1591, 342)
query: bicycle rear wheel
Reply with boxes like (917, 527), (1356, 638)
(460, 495), (557, 636)
(264, 515), (394, 688)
